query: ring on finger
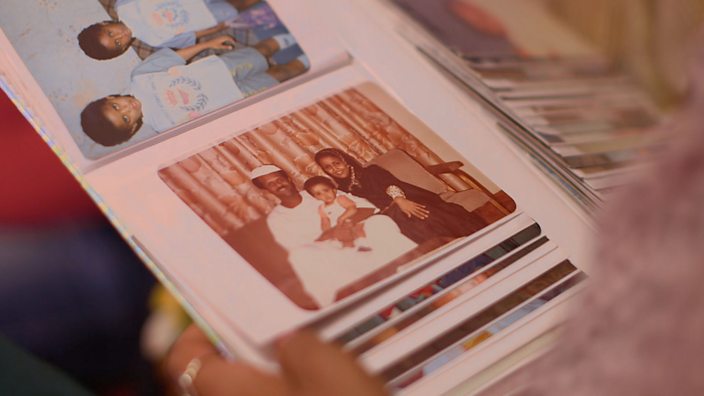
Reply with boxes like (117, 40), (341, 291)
(178, 353), (214, 396)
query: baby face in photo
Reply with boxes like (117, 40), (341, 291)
(307, 180), (338, 205)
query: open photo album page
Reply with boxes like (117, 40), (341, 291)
(158, 82), (517, 310)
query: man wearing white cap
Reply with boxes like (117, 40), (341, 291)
(250, 165), (416, 307)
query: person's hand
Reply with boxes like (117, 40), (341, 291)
(332, 222), (358, 244)
(394, 197), (430, 219)
(164, 324), (388, 396)
(213, 22), (228, 33)
(204, 35), (236, 50)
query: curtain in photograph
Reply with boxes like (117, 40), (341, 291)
(159, 88), (470, 236)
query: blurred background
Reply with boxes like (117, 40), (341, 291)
(0, 90), (162, 394)
(546, 0), (704, 108)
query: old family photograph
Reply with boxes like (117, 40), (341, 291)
(0, 0), (308, 158)
(159, 85), (517, 310)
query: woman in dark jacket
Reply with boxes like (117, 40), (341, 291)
(314, 148), (487, 244)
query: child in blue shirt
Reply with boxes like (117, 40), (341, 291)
(78, 0), (261, 60)
(80, 34), (308, 146)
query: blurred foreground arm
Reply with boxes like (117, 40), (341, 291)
(165, 324), (388, 396)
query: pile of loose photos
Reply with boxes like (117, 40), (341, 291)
(390, 0), (665, 210)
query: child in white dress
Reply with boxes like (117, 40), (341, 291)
(304, 176), (372, 251)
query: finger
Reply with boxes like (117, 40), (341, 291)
(415, 205), (430, 214)
(410, 203), (426, 210)
(412, 211), (427, 220)
(277, 331), (387, 395)
(195, 356), (287, 396)
(164, 325), (220, 381)
(410, 207), (428, 219)
(277, 331), (343, 385)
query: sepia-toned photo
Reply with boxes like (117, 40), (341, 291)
(158, 83), (516, 309)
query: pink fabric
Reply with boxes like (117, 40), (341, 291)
(488, 36), (704, 395)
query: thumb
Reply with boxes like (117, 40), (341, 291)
(276, 330), (387, 396)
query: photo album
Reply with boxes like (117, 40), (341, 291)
(0, 0), (595, 393)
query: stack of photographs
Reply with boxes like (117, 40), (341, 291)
(149, 83), (587, 392)
(388, 0), (665, 210)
